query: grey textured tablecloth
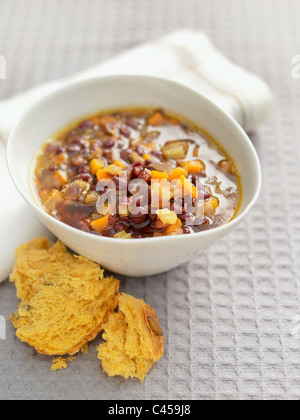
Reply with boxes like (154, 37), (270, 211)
(1, 0), (300, 400)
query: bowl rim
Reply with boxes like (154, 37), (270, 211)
(6, 74), (262, 245)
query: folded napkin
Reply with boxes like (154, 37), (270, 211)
(0, 30), (273, 283)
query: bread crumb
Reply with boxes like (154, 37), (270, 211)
(51, 357), (76, 371)
(98, 293), (164, 382)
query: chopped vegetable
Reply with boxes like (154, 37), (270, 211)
(219, 159), (238, 175)
(114, 231), (132, 239)
(143, 154), (152, 161)
(105, 164), (123, 176)
(177, 176), (198, 199)
(162, 141), (188, 160)
(84, 192), (98, 204)
(91, 215), (109, 233)
(96, 169), (111, 181)
(156, 209), (178, 225)
(164, 218), (182, 235)
(180, 160), (206, 174)
(90, 159), (105, 175)
(129, 152), (145, 165)
(204, 197), (220, 218)
(169, 167), (188, 182)
(55, 170), (68, 185)
(53, 153), (68, 165)
(148, 112), (166, 126)
(151, 171), (169, 181)
(114, 160), (127, 169)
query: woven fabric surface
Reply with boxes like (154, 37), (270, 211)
(0, 0), (300, 400)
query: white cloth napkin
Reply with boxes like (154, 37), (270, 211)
(0, 30), (273, 282)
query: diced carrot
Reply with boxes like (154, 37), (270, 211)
(192, 187), (198, 200)
(177, 175), (197, 198)
(90, 159), (105, 175)
(91, 215), (109, 233)
(97, 169), (111, 181)
(169, 167), (188, 182)
(164, 218), (182, 235)
(178, 174), (187, 185)
(148, 112), (166, 127)
(181, 160), (206, 174)
(151, 170), (169, 181)
(143, 154), (152, 161)
(55, 170), (68, 185)
(53, 153), (68, 165)
(50, 189), (63, 201)
(114, 160), (127, 169)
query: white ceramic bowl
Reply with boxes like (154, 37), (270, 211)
(6, 75), (261, 277)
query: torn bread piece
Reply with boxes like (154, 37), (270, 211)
(97, 293), (164, 382)
(10, 237), (119, 356)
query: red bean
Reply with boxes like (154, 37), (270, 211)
(67, 144), (81, 154)
(138, 170), (152, 184)
(79, 120), (93, 130)
(130, 212), (148, 224)
(103, 149), (113, 161)
(112, 176), (127, 191)
(120, 128), (131, 138)
(75, 174), (92, 182)
(132, 166), (144, 178)
(136, 146), (145, 156)
(183, 227), (192, 234)
(132, 161), (144, 168)
(71, 156), (86, 167)
(77, 165), (90, 174)
(78, 218), (92, 232)
(151, 150), (163, 160)
(131, 233), (143, 239)
(178, 213), (194, 223)
(135, 194), (146, 207)
(45, 144), (58, 155)
(113, 223), (124, 232)
(127, 120), (139, 130)
(55, 146), (66, 155)
(103, 138), (115, 149)
(71, 137), (85, 146)
(108, 215), (118, 225)
(120, 149), (131, 161)
(102, 228), (117, 237)
(104, 123), (116, 135)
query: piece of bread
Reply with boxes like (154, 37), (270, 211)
(98, 293), (164, 382)
(10, 237), (119, 356)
